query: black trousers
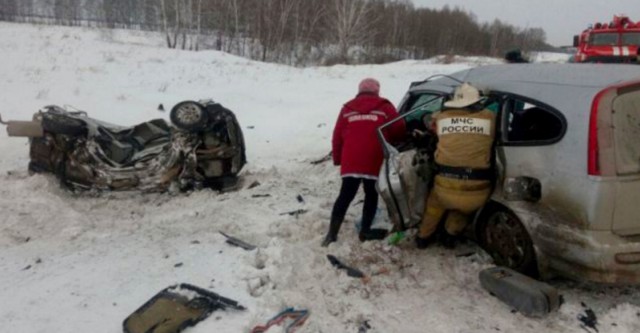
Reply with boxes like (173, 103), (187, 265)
(328, 177), (378, 238)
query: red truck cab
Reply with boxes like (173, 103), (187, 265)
(573, 15), (640, 63)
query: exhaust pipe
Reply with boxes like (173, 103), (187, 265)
(0, 113), (44, 137)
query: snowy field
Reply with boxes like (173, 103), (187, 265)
(0, 22), (637, 333)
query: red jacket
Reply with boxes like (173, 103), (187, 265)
(332, 93), (405, 178)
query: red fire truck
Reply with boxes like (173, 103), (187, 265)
(573, 15), (640, 63)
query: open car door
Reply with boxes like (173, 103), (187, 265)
(376, 93), (444, 231)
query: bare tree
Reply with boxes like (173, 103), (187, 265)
(327, 0), (376, 63)
(2, 0), (553, 64)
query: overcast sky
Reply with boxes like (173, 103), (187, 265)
(412, 0), (638, 46)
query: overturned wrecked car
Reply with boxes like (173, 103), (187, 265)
(378, 64), (640, 284)
(1, 100), (246, 192)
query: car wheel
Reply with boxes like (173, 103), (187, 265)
(170, 101), (208, 131)
(41, 113), (87, 136)
(479, 207), (537, 276)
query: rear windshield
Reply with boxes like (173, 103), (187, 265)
(590, 33), (619, 46)
(621, 32), (640, 46)
(613, 88), (640, 175)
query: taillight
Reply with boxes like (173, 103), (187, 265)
(588, 89), (606, 176)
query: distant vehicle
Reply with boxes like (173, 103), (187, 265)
(573, 15), (640, 63)
(0, 100), (246, 192)
(378, 64), (640, 284)
(504, 49), (529, 63)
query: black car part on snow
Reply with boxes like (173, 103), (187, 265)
(479, 266), (561, 317)
(123, 283), (245, 333)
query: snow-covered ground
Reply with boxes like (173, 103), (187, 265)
(0, 22), (638, 333)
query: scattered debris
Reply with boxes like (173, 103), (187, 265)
(479, 267), (561, 318)
(219, 231), (257, 251)
(327, 255), (365, 278)
(157, 104), (165, 112)
(174, 262), (183, 268)
(578, 303), (598, 333)
(358, 320), (372, 333)
(35, 258), (42, 264)
(247, 181), (261, 189)
(296, 194), (304, 203)
(317, 123), (326, 128)
(250, 307), (310, 333)
(123, 283), (245, 333)
(191, 240), (201, 244)
(279, 209), (308, 217)
(24, 237), (31, 243)
(251, 194), (271, 198)
(310, 152), (332, 165)
(455, 250), (476, 257)
(22, 265), (32, 271)
(247, 125), (255, 129)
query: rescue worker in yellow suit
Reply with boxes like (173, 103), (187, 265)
(416, 82), (496, 248)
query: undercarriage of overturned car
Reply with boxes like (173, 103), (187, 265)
(0, 100), (246, 192)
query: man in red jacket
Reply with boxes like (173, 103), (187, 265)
(322, 78), (405, 247)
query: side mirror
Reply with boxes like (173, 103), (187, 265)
(573, 35), (579, 47)
(503, 176), (541, 202)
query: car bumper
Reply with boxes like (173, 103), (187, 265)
(534, 222), (640, 285)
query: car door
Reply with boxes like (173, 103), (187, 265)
(377, 92), (444, 230)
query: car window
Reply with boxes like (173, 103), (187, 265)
(590, 33), (619, 46)
(502, 97), (565, 145)
(484, 99), (500, 114)
(613, 89), (640, 175)
(621, 32), (640, 46)
(401, 93), (444, 131)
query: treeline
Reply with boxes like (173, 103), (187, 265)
(0, 0), (552, 65)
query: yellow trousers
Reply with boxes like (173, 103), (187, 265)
(418, 175), (491, 238)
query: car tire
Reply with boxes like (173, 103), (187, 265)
(41, 113), (87, 136)
(170, 101), (209, 131)
(478, 206), (538, 276)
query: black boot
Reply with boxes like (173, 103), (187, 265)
(415, 234), (436, 249)
(358, 208), (375, 242)
(321, 218), (343, 247)
(321, 233), (336, 247)
(359, 228), (389, 242)
(438, 232), (458, 249)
